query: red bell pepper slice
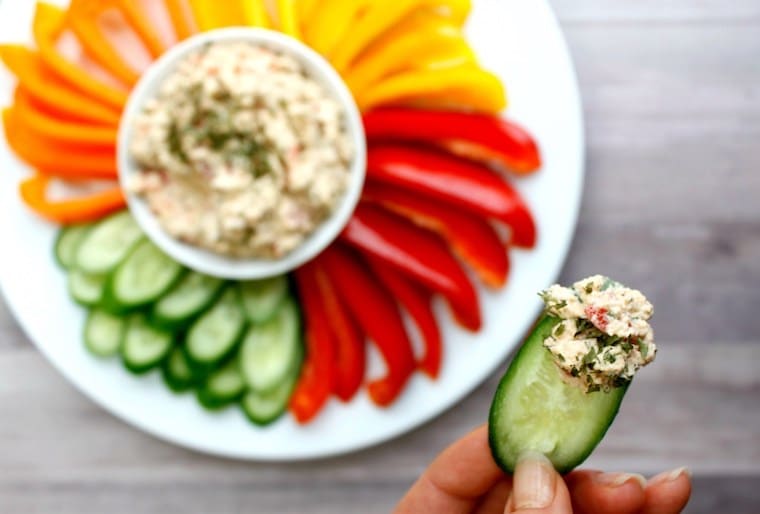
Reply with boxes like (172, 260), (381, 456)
(363, 108), (541, 174)
(361, 182), (509, 288)
(366, 145), (537, 248)
(290, 264), (336, 424)
(310, 258), (366, 402)
(320, 245), (415, 407)
(341, 204), (481, 332)
(365, 256), (442, 380)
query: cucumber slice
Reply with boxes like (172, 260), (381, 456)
(162, 346), (198, 393)
(110, 239), (184, 310)
(241, 375), (296, 426)
(237, 276), (288, 323)
(488, 316), (627, 474)
(83, 308), (126, 357)
(121, 315), (174, 374)
(152, 271), (225, 330)
(240, 298), (302, 393)
(197, 359), (247, 410)
(185, 287), (246, 372)
(75, 211), (143, 275)
(55, 225), (91, 269)
(68, 269), (107, 307)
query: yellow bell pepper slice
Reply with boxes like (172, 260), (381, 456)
(357, 65), (507, 114)
(188, 0), (246, 30)
(330, 0), (471, 71)
(32, 2), (128, 110)
(429, 0), (470, 25)
(304, 0), (369, 56)
(242, 0), (271, 28)
(345, 25), (475, 97)
(276, 0), (300, 38)
(164, 0), (196, 40)
(329, 0), (425, 71)
(298, 0), (319, 25)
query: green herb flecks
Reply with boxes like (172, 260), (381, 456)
(167, 122), (189, 164)
(178, 83), (278, 179)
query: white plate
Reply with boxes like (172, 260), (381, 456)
(0, 0), (584, 460)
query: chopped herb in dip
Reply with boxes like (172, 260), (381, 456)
(129, 41), (354, 258)
(539, 275), (656, 393)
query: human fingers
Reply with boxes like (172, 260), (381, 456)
(565, 470), (646, 514)
(504, 453), (573, 514)
(474, 479), (513, 514)
(641, 467), (692, 514)
(394, 424), (504, 514)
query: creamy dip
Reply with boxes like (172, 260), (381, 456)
(539, 275), (656, 393)
(129, 41), (354, 258)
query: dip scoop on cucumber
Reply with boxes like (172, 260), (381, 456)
(489, 275), (656, 474)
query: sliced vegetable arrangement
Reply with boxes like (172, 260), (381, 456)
(56, 213), (302, 426)
(2, 0), (545, 426)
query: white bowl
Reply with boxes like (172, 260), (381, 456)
(117, 28), (367, 280)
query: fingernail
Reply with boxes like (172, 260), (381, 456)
(512, 452), (556, 509)
(594, 472), (647, 489)
(649, 466), (692, 485)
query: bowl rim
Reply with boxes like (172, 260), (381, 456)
(117, 27), (367, 280)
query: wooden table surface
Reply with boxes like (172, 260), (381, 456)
(1, 1), (759, 513)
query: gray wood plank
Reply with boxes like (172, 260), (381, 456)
(0, 295), (27, 351)
(0, 344), (757, 474)
(552, 0), (760, 24)
(0, 342), (757, 512)
(559, 222), (760, 342)
(0, 476), (758, 514)
(547, 20), (760, 343)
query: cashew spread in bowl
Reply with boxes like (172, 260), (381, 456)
(129, 41), (354, 258)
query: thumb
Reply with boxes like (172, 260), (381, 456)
(505, 453), (573, 514)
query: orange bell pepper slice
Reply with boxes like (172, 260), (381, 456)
(67, 1), (141, 85)
(0, 45), (121, 125)
(357, 65), (507, 114)
(164, 0), (197, 40)
(12, 89), (118, 148)
(3, 108), (117, 180)
(19, 174), (126, 225)
(32, 2), (128, 111)
(115, 0), (167, 58)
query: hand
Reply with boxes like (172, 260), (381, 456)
(395, 425), (691, 514)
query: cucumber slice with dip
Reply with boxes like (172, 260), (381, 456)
(489, 275), (656, 474)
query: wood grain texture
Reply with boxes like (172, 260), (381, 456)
(0, 337), (758, 513)
(1, 0), (759, 513)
